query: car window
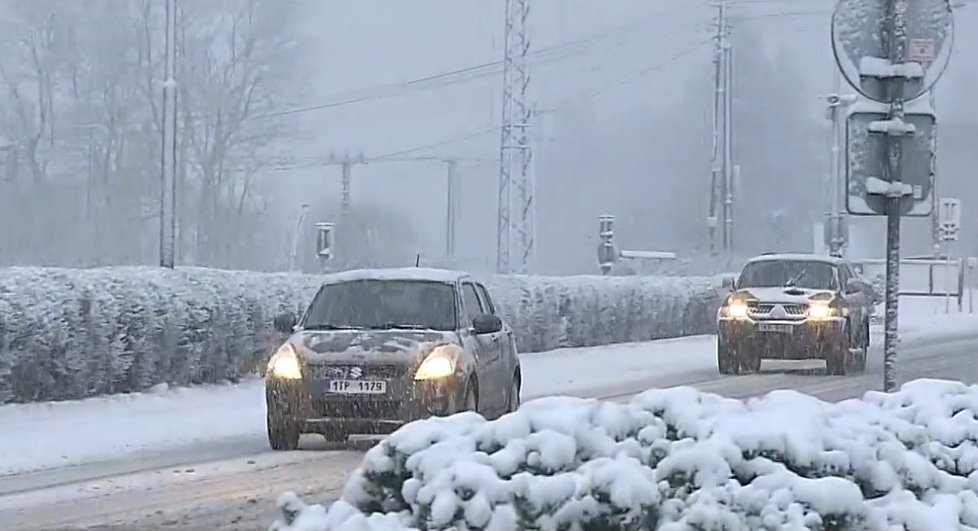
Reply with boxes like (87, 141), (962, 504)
(303, 279), (457, 331)
(474, 283), (495, 314)
(838, 265), (850, 288)
(461, 283), (484, 322)
(738, 260), (840, 291)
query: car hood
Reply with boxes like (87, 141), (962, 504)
(288, 329), (459, 364)
(736, 286), (835, 304)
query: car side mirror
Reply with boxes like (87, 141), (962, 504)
(472, 314), (503, 335)
(721, 275), (737, 291)
(845, 279), (863, 294)
(273, 313), (297, 334)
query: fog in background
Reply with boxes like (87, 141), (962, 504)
(0, 0), (975, 275)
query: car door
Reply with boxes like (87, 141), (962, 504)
(460, 282), (504, 413)
(475, 282), (514, 407)
(839, 264), (866, 341)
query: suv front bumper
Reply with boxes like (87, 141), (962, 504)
(718, 317), (846, 360)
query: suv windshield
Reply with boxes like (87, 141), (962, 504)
(302, 279), (457, 331)
(738, 260), (839, 291)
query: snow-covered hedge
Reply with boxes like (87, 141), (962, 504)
(271, 379), (978, 531)
(0, 267), (721, 404)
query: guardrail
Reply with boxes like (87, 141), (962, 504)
(854, 257), (967, 312)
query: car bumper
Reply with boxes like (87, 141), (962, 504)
(718, 318), (846, 360)
(265, 376), (460, 435)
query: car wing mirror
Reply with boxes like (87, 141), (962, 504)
(472, 314), (502, 335)
(273, 312), (297, 334)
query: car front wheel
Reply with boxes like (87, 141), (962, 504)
(717, 337), (738, 375)
(267, 410), (300, 451)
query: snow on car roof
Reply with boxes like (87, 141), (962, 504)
(746, 253), (844, 265)
(320, 267), (469, 285)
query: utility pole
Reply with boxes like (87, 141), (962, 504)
(707, 1), (724, 256)
(159, 0), (178, 268)
(497, 0), (533, 274)
(709, 0), (735, 256)
(327, 151), (366, 219)
(723, 31), (735, 254)
(445, 159), (458, 261)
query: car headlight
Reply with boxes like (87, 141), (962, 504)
(415, 345), (458, 381)
(727, 300), (749, 319)
(267, 343), (302, 379)
(807, 302), (833, 320)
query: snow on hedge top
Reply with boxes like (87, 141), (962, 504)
(271, 379), (978, 531)
(320, 268), (469, 285)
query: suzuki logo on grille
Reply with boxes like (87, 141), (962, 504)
(348, 366), (363, 379)
(770, 305), (788, 319)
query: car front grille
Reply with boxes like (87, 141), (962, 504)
(749, 303), (806, 320)
(305, 364), (410, 380)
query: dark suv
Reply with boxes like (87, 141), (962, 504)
(264, 268), (522, 450)
(717, 253), (875, 376)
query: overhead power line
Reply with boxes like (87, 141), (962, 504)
(252, 3), (696, 121)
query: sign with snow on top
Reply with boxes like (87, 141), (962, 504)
(831, 0), (954, 104)
(845, 97), (935, 217)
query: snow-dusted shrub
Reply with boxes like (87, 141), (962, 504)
(0, 267), (722, 404)
(270, 379), (978, 531)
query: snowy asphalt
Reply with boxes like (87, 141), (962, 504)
(1, 333), (977, 530)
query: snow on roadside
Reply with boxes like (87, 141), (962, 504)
(0, 381), (265, 476)
(1, 299), (975, 477)
(270, 379), (978, 531)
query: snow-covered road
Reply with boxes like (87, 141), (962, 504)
(0, 300), (975, 530)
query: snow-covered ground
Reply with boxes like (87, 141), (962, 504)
(1, 298), (975, 477)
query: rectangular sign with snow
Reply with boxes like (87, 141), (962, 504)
(845, 98), (936, 217)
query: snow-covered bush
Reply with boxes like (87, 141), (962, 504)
(0, 267), (722, 404)
(270, 379), (978, 531)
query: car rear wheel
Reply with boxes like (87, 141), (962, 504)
(825, 326), (850, 376)
(322, 426), (348, 443)
(845, 322), (869, 373)
(507, 373), (521, 413)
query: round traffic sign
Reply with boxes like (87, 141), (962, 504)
(831, 0), (954, 103)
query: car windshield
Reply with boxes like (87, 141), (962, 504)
(302, 279), (457, 331)
(738, 260), (838, 290)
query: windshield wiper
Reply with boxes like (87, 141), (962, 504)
(380, 322), (430, 330)
(303, 324), (363, 331)
(784, 269), (806, 287)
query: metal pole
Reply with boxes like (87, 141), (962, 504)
(707, 1), (723, 255)
(169, 0), (178, 266)
(340, 154), (352, 218)
(158, 0), (176, 269)
(445, 160), (457, 261)
(882, 0), (906, 393)
(829, 69), (843, 255)
(724, 39), (735, 253)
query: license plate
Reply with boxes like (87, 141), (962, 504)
(757, 323), (794, 334)
(325, 380), (387, 395)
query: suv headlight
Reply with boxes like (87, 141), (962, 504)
(415, 345), (458, 381)
(807, 301), (834, 320)
(727, 300), (749, 319)
(267, 343), (302, 379)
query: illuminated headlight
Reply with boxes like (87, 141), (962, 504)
(415, 345), (458, 381)
(267, 343), (302, 379)
(727, 301), (749, 319)
(807, 302), (834, 320)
